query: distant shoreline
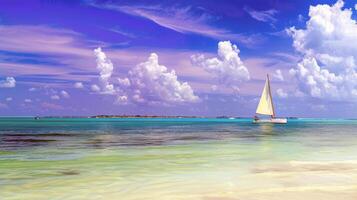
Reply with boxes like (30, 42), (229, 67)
(0, 115), (299, 119)
(92, 115), (204, 119)
(2, 116), (357, 120)
(36, 115), (249, 119)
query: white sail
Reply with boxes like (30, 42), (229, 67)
(256, 75), (275, 116)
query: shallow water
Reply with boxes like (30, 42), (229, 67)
(1, 118), (357, 200)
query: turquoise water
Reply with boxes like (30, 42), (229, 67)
(1, 118), (357, 199)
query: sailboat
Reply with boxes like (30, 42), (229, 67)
(253, 74), (287, 124)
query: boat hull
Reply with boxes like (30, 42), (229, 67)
(253, 118), (287, 124)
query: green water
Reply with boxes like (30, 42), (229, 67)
(1, 118), (357, 199)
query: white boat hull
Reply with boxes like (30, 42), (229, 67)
(253, 118), (287, 124)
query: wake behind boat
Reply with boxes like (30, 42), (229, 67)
(253, 74), (287, 124)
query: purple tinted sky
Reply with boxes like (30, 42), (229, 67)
(0, 0), (357, 117)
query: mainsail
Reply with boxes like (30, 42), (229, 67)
(256, 74), (275, 117)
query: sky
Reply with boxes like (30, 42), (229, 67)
(0, 0), (357, 117)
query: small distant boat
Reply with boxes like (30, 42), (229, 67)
(253, 74), (287, 124)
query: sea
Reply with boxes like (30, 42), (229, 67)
(1, 117), (357, 200)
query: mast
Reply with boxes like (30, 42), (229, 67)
(266, 74), (275, 118)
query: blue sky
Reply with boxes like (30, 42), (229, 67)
(0, 0), (357, 117)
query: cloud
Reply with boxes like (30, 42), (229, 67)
(355, 4), (357, 10)
(60, 90), (70, 98)
(273, 69), (284, 81)
(93, 47), (115, 95)
(29, 87), (37, 92)
(0, 25), (89, 57)
(211, 85), (218, 91)
(91, 48), (199, 105)
(5, 97), (12, 101)
(115, 95), (128, 105)
(244, 7), (278, 23)
(24, 99), (32, 103)
(0, 77), (16, 88)
(51, 95), (60, 100)
(288, 0), (357, 101)
(191, 41), (250, 92)
(92, 4), (260, 46)
(40, 88), (70, 100)
(109, 27), (136, 39)
(124, 53), (199, 104)
(74, 82), (84, 89)
(0, 25), (97, 87)
(117, 78), (131, 87)
(91, 84), (100, 92)
(276, 88), (288, 98)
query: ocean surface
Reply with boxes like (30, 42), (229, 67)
(1, 117), (357, 200)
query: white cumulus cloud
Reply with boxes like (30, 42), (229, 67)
(125, 53), (199, 104)
(24, 99), (32, 103)
(288, 0), (357, 101)
(276, 88), (288, 98)
(6, 97), (12, 101)
(211, 85), (218, 91)
(74, 82), (84, 89)
(60, 90), (70, 98)
(115, 95), (128, 105)
(0, 77), (16, 88)
(51, 95), (60, 100)
(273, 69), (284, 81)
(191, 41), (250, 92)
(118, 77), (131, 87)
(93, 47), (115, 94)
(92, 48), (199, 105)
(91, 84), (100, 92)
